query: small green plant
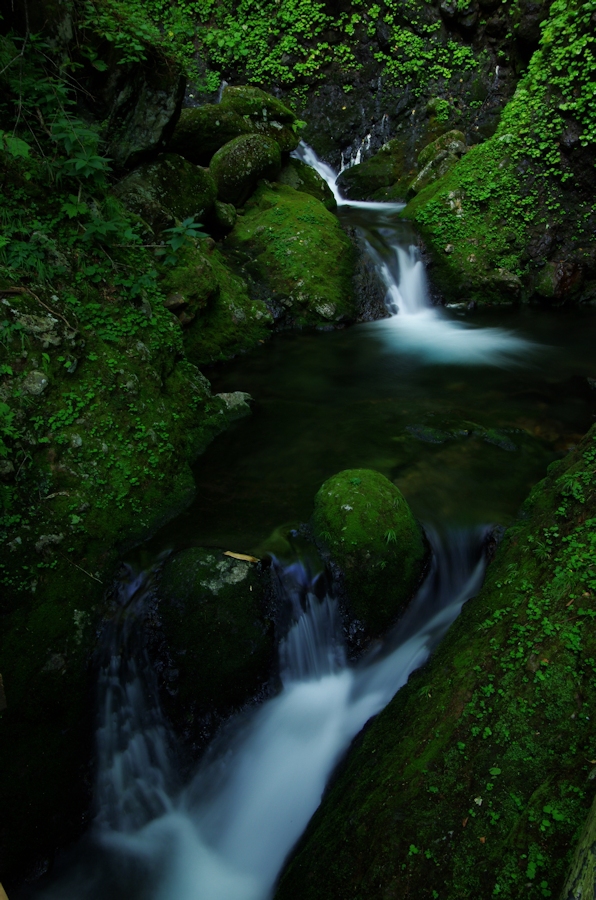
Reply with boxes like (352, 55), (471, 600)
(157, 217), (209, 266)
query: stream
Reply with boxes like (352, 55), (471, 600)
(33, 146), (596, 900)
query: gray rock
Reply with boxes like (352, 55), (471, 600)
(22, 371), (48, 395)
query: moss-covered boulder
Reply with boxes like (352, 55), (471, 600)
(221, 85), (298, 153)
(210, 134), (282, 206)
(312, 469), (426, 635)
(225, 182), (356, 328)
(277, 158), (336, 211)
(408, 130), (468, 196)
(276, 428), (596, 900)
(112, 153), (217, 232)
(214, 199), (237, 232)
(336, 138), (412, 201)
(157, 547), (274, 719)
(168, 105), (255, 167)
(168, 241), (272, 364)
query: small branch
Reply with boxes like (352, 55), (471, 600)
(59, 552), (103, 584)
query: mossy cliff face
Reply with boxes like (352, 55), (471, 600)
(276, 426), (596, 900)
(225, 182), (357, 328)
(400, 0), (596, 306)
(312, 469), (426, 636)
(154, 548), (275, 745)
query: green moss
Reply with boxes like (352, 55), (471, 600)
(210, 133), (282, 206)
(226, 182), (356, 328)
(276, 428), (596, 900)
(158, 547), (274, 711)
(169, 105), (255, 167)
(277, 158), (337, 211)
(336, 138), (412, 202)
(312, 469), (426, 635)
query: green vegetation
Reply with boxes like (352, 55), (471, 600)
(312, 469), (426, 635)
(276, 427), (596, 900)
(403, 0), (596, 304)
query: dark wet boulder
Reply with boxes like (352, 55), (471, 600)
(112, 153), (217, 233)
(312, 469), (426, 635)
(277, 158), (337, 211)
(168, 105), (255, 166)
(156, 547), (275, 727)
(210, 134), (282, 206)
(214, 200), (237, 233)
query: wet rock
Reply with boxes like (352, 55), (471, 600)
(312, 469), (426, 636)
(336, 138), (410, 201)
(215, 391), (253, 419)
(156, 547), (274, 723)
(278, 158), (337, 211)
(210, 134), (282, 206)
(214, 200), (237, 232)
(113, 153), (217, 233)
(409, 131), (468, 195)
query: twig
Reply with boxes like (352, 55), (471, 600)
(3, 286), (77, 332)
(59, 552), (103, 584)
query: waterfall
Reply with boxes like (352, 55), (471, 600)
(41, 531), (488, 900)
(293, 142), (536, 365)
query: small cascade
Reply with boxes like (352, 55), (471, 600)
(40, 531), (488, 900)
(294, 141), (536, 365)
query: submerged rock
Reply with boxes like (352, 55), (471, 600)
(157, 548), (274, 727)
(113, 153), (217, 233)
(312, 469), (426, 636)
(210, 134), (282, 206)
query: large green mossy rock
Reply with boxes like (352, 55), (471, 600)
(158, 548), (274, 714)
(112, 153), (217, 232)
(336, 138), (411, 202)
(276, 428), (596, 900)
(221, 85), (299, 153)
(210, 134), (282, 206)
(277, 158), (336, 211)
(168, 105), (254, 167)
(408, 130), (467, 196)
(169, 86), (298, 168)
(226, 182), (356, 328)
(312, 469), (426, 635)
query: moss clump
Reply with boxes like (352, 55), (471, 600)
(112, 153), (217, 232)
(278, 158), (336, 211)
(210, 133), (282, 206)
(276, 428), (596, 900)
(157, 548), (274, 714)
(312, 469), (426, 635)
(226, 182), (356, 328)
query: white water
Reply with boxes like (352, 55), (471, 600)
(43, 532), (487, 900)
(294, 142), (536, 366)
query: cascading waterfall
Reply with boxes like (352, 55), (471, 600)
(294, 142), (536, 366)
(41, 531), (488, 900)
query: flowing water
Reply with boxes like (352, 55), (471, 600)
(32, 146), (596, 899)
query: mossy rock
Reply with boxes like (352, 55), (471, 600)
(210, 134), (282, 206)
(157, 547), (274, 714)
(277, 158), (337, 211)
(336, 138), (411, 201)
(221, 84), (296, 124)
(160, 241), (219, 324)
(312, 469), (426, 635)
(417, 129), (466, 168)
(168, 105), (254, 167)
(226, 182), (356, 328)
(181, 242), (273, 365)
(112, 153), (217, 232)
(214, 199), (237, 232)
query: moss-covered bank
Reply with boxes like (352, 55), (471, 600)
(276, 426), (596, 900)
